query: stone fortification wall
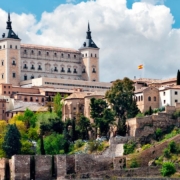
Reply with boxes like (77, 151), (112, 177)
(127, 113), (178, 139)
(2, 155), (180, 179)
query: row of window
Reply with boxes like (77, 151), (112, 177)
(44, 82), (110, 89)
(163, 91), (178, 96)
(82, 53), (97, 58)
(1, 73), (16, 79)
(136, 96), (157, 102)
(23, 49), (78, 59)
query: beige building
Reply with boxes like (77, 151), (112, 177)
(62, 91), (104, 122)
(135, 86), (159, 112)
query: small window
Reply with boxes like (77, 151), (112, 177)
(24, 49), (27, 54)
(148, 96), (151, 101)
(54, 52), (57, 57)
(68, 54), (70, 58)
(8, 91), (10, 94)
(73, 69), (77, 74)
(12, 73), (16, 78)
(138, 96), (140, 101)
(2, 104), (4, 107)
(67, 68), (71, 73)
(24, 75), (27, 80)
(12, 60), (16, 66)
(91, 53), (92, 57)
(163, 92), (165, 96)
(38, 51), (41, 55)
(46, 52), (49, 56)
(141, 96), (143, 101)
(164, 100), (166, 104)
(4, 86), (6, 88)
(31, 50), (34, 54)
(2, 74), (4, 79)
(15, 45), (17, 49)
(95, 54), (97, 57)
(38, 65), (42, 70)
(3, 45), (5, 48)
(175, 99), (178, 103)
(3, 110), (4, 114)
(2, 61), (4, 66)
(10, 45), (12, 48)
(61, 53), (64, 58)
(154, 97), (156, 101)
(85, 53), (87, 57)
(92, 68), (96, 73)
(8, 86), (10, 88)
(175, 91), (178, 95)
(0, 46), (1, 49)
(4, 91), (6, 94)
(74, 55), (76, 58)
(30, 97), (33, 102)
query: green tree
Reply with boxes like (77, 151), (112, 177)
(149, 106), (153, 115)
(155, 128), (162, 141)
(21, 140), (34, 155)
(106, 78), (137, 136)
(161, 162), (176, 177)
(3, 124), (21, 158)
(127, 98), (140, 118)
(177, 70), (180, 85)
(53, 93), (63, 119)
(77, 115), (90, 140)
(41, 133), (66, 155)
(90, 98), (115, 137)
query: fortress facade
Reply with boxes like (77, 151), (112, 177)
(0, 13), (101, 86)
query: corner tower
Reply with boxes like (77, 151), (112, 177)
(0, 13), (21, 86)
(79, 23), (99, 82)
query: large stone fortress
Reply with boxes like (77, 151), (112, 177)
(0, 13), (100, 86)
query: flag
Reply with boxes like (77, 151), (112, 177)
(138, 65), (143, 69)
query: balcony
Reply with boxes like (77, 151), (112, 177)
(61, 69), (65, 73)
(67, 70), (71, 73)
(54, 68), (58, 72)
(38, 67), (42, 71)
(31, 66), (35, 70)
(73, 70), (77, 74)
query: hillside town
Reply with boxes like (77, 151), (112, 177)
(1, 13), (180, 179)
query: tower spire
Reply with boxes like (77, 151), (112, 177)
(86, 22), (92, 39)
(6, 12), (12, 30)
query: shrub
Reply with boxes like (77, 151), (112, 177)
(142, 144), (151, 150)
(88, 141), (102, 152)
(172, 110), (180, 119)
(130, 159), (139, 168)
(168, 141), (177, 153)
(74, 140), (84, 149)
(155, 128), (163, 141)
(124, 142), (136, 155)
(161, 162), (176, 177)
(163, 148), (171, 158)
(136, 113), (144, 118)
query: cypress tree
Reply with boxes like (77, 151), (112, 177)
(177, 70), (179, 85)
(3, 124), (21, 158)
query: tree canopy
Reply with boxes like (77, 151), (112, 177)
(105, 77), (139, 136)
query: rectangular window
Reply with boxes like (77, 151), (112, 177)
(12, 73), (16, 78)
(163, 92), (165, 96)
(2, 74), (4, 79)
(2, 61), (3, 66)
(164, 100), (166, 104)
(175, 91), (178, 95)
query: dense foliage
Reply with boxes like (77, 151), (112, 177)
(161, 162), (176, 177)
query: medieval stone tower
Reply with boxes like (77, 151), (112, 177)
(79, 23), (99, 82)
(0, 13), (21, 86)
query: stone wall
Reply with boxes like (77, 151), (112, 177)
(2, 155), (180, 179)
(0, 158), (6, 180)
(127, 113), (178, 139)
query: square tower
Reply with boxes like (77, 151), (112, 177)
(0, 13), (21, 86)
(79, 23), (99, 82)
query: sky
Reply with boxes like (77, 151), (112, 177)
(0, 0), (180, 82)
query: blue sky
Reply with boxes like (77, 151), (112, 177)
(0, 0), (179, 28)
(0, 0), (179, 81)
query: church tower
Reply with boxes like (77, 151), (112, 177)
(79, 23), (99, 82)
(0, 13), (21, 86)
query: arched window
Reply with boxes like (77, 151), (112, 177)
(68, 54), (70, 58)
(138, 96), (140, 101)
(154, 96), (156, 101)
(148, 96), (151, 101)
(74, 55), (76, 59)
(46, 52), (49, 56)
(31, 50), (34, 54)
(23, 64), (28, 69)
(38, 51), (41, 55)
(54, 52), (57, 57)
(12, 59), (16, 66)
(141, 95), (143, 101)
(1, 60), (4, 66)
(61, 53), (64, 58)
(31, 75), (34, 79)
(24, 97), (27, 102)
(30, 97), (33, 102)
(24, 49), (27, 54)
(92, 67), (96, 73)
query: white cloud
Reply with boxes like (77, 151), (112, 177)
(0, 0), (179, 82)
(140, 0), (165, 5)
